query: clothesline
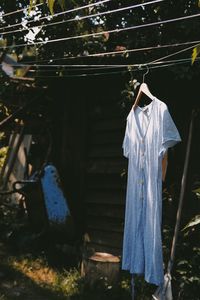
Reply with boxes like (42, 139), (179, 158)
(25, 58), (193, 74)
(0, 0), (113, 31)
(20, 39), (200, 64)
(1, 1), (198, 80)
(147, 43), (199, 65)
(0, 0), (164, 36)
(1, 2), (43, 18)
(10, 57), (200, 79)
(1, 12), (200, 50)
(26, 61), (197, 78)
(3, 57), (196, 69)
(1, 46), (197, 74)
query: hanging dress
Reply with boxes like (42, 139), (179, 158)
(122, 97), (181, 286)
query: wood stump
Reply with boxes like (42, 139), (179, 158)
(81, 252), (120, 287)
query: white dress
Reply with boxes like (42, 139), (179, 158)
(122, 97), (181, 286)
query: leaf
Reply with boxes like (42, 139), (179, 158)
(192, 187), (200, 194)
(29, 0), (37, 14)
(115, 45), (127, 51)
(102, 32), (110, 42)
(48, 0), (56, 14)
(22, 45), (37, 57)
(182, 215), (200, 231)
(177, 260), (189, 266)
(15, 66), (31, 78)
(198, 0), (200, 8)
(0, 38), (7, 47)
(58, 0), (66, 10)
(9, 53), (18, 62)
(191, 44), (200, 64)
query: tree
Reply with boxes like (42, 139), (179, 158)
(1, 0), (200, 167)
(0, 0), (200, 71)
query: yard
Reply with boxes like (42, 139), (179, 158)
(0, 182), (199, 300)
(0, 1), (200, 299)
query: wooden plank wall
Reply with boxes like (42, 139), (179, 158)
(85, 97), (128, 256)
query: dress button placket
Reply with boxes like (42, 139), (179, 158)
(141, 139), (145, 201)
(138, 107), (152, 202)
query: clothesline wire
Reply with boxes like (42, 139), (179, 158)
(18, 57), (200, 78)
(144, 57), (200, 70)
(1, 2), (43, 18)
(3, 59), (197, 83)
(0, 0), (112, 31)
(147, 42), (199, 64)
(1, 12), (200, 50)
(0, 0), (164, 36)
(1, 43), (197, 70)
(25, 59), (193, 74)
(22, 57), (195, 72)
(3, 56), (195, 69)
(20, 39), (200, 64)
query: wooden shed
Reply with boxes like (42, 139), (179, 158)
(46, 69), (192, 257)
(1, 68), (199, 263)
(48, 74), (128, 257)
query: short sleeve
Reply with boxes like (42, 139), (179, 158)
(160, 105), (181, 156)
(122, 118), (130, 158)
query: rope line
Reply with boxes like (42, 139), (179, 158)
(0, 0), (112, 31)
(1, 2), (43, 18)
(0, 0), (164, 36)
(1, 12), (200, 50)
(20, 58), (199, 78)
(20, 40), (200, 64)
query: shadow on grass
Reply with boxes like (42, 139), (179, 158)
(0, 263), (132, 300)
(0, 261), (71, 300)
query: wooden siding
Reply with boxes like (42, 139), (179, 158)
(85, 98), (128, 256)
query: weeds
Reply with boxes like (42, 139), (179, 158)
(55, 269), (83, 296)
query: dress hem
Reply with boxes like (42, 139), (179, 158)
(121, 267), (164, 286)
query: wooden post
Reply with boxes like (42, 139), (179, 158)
(81, 252), (120, 287)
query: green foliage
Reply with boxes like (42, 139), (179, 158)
(0, 133), (8, 171)
(120, 75), (141, 110)
(58, 0), (66, 10)
(0, 101), (9, 173)
(0, 39), (7, 48)
(159, 184), (200, 300)
(193, 186), (200, 195)
(0, 146), (8, 170)
(175, 239), (200, 299)
(55, 268), (84, 296)
(182, 214), (200, 231)
(29, 0), (36, 12)
(0, 0), (198, 80)
(47, 0), (56, 15)
(29, 0), (66, 13)
(191, 44), (200, 65)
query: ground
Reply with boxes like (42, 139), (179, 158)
(0, 199), (134, 300)
(0, 195), (199, 300)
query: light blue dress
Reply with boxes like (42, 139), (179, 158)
(122, 97), (181, 286)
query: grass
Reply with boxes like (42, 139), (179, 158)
(0, 249), (155, 300)
(0, 187), (199, 300)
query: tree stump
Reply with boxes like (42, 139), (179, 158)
(81, 252), (120, 287)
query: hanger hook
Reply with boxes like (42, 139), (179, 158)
(128, 65), (134, 82)
(142, 65), (149, 83)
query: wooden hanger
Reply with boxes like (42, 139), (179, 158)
(133, 66), (154, 109)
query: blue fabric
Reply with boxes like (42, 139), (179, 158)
(41, 164), (70, 224)
(122, 98), (181, 286)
